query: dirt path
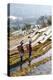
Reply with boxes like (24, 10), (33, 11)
(27, 60), (51, 75)
(10, 49), (52, 72)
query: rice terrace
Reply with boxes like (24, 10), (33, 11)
(8, 4), (52, 76)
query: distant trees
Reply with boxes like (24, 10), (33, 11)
(10, 25), (20, 33)
(47, 16), (52, 25)
(22, 24), (31, 31)
(36, 16), (52, 28)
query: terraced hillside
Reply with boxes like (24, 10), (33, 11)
(8, 26), (52, 76)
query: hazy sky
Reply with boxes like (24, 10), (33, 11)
(10, 4), (51, 19)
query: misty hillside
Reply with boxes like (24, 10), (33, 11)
(9, 15), (52, 33)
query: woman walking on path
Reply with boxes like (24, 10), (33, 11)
(28, 36), (32, 66)
(17, 40), (24, 70)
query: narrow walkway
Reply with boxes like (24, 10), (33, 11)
(10, 49), (52, 72)
(27, 60), (52, 75)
